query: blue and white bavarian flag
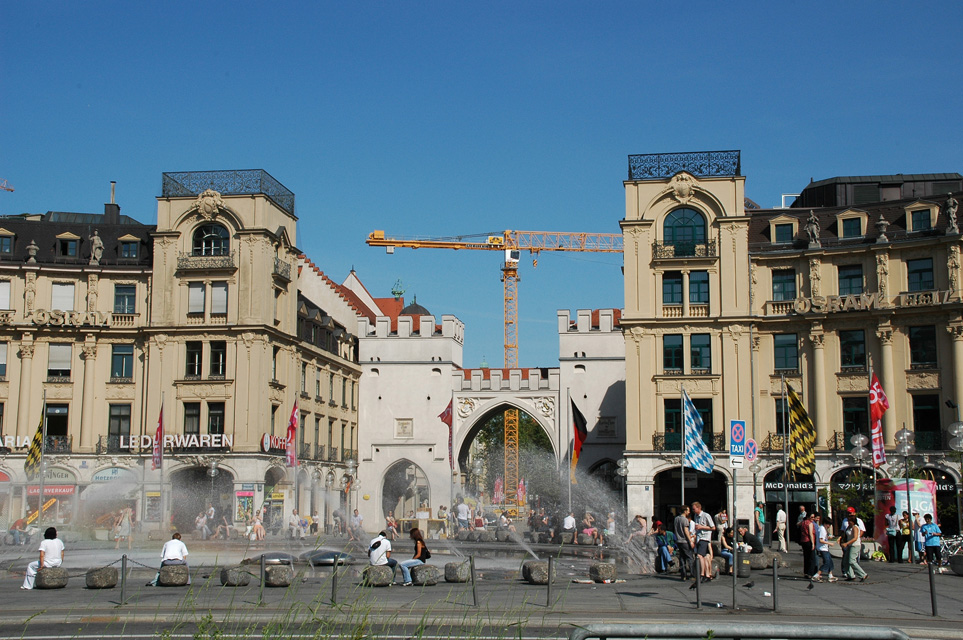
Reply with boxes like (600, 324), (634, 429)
(682, 388), (714, 474)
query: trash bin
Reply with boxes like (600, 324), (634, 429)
(737, 556), (751, 578)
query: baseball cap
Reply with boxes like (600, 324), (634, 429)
(846, 507), (856, 514)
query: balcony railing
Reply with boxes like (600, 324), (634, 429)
(45, 375), (72, 384)
(652, 240), (718, 259)
(299, 444), (312, 461)
(162, 170), (295, 216)
(315, 444), (326, 461)
(327, 446), (339, 462)
(628, 150), (741, 180)
(111, 313), (138, 328)
(274, 258), (291, 281)
(763, 433), (786, 451)
(177, 251), (236, 271)
(826, 431), (845, 451)
(343, 448), (357, 462)
(45, 435), (72, 454)
(662, 305), (683, 318)
(653, 432), (724, 452)
(766, 301), (794, 316)
(689, 304), (709, 318)
(97, 435), (124, 455)
(915, 431), (943, 451)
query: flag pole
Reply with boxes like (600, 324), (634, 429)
(37, 390), (47, 529)
(567, 388), (572, 513)
(782, 374), (789, 539)
(868, 356), (876, 504)
(681, 385), (686, 511)
(159, 394), (165, 535)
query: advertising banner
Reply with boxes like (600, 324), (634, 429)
(874, 478), (938, 555)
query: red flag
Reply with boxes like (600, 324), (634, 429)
(438, 399), (454, 469)
(152, 401), (164, 471)
(869, 373), (889, 467)
(570, 400), (588, 483)
(286, 400), (298, 468)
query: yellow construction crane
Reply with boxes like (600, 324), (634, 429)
(0, 179), (14, 192)
(368, 229), (623, 513)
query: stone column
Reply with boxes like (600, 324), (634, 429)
(682, 270), (690, 317)
(949, 326), (963, 420)
(810, 331), (828, 446)
(80, 342), (97, 450)
(876, 326), (896, 444)
(16, 339), (34, 437)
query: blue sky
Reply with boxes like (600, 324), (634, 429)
(3, 2), (963, 367)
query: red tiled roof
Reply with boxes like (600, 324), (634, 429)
(298, 255), (379, 321)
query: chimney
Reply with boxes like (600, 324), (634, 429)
(104, 181), (120, 223)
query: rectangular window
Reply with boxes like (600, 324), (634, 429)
(341, 377), (347, 406)
(47, 343), (72, 378)
(120, 241), (138, 259)
(108, 404), (131, 440)
(111, 344), (134, 379)
(663, 335), (683, 372)
(842, 397), (869, 450)
(775, 398), (789, 436)
(184, 402), (201, 436)
(113, 284), (136, 314)
(838, 265), (863, 296)
(774, 223), (793, 243)
(841, 218), (862, 238)
(907, 258), (934, 292)
(188, 282), (206, 314)
(329, 372), (335, 399)
(314, 417), (321, 452)
(771, 270), (796, 301)
(908, 326), (937, 368)
(272, 347), (279, 381)
(690, 334), (711, 373)
(45, 404), (68, 438)
(211, 282), (228, 315)
(210, 341), (226, 377)
(839, 329), (866, 369)
(0, 280), (10, 309)
(316, 368), (322, 398)
(301, 362), (307, 393)
(664, 398), (682, 451)
(51, 282), (75, 310)
(185, 341), (202, 377)
(663, 272), (683, 305)
(271, 405), (278, 437)
(0, 237), (12, 254)
(208, 402), (225, 435)
(59, 238), (78, 257)
(351, 381), (356, 410)
(689, 271), (709, 304)
(773, 334), (798, 371)
(911, 210), (931, 231)
(912, 394), (941, 450)
(0, 342), (6, 378)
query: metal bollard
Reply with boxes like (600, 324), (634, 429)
(470, 556), (478, 607)
(119, 555), (127, 605)
(331, 563), (339, 605)
(258, 554), (266, 606)
(772, 558), (779, 612)
(547, 556), (553, 607)
(928, 560), (938, 617)
(695, 571), (701, 609)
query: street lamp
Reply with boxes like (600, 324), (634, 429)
(948, 421), (963, 536)
(749, 461), (762, 511)
(325, 470), (335, 534)
(345, 457), (357, 513)
(472, 458), (484, 500)
(895, 427), (917, 564)
(850, 434), (870, 511)
(616, 458), (628, 515)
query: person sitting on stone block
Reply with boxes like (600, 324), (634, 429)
(147, 532), (190, 586)
(22, 527), (64, 590)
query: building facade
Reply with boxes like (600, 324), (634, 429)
(0, 171), (362, 537)
(621, 151), (963, 533)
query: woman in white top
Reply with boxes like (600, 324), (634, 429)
(22, 527), (65, 589)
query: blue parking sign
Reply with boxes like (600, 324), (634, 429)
(729, 420), (746, 456)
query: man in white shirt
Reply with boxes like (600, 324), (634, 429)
(368, 531), (398, 582)
(147, 532), (190, 586)
(691, 502), (715, 583)
(22, 527), (65, 590)
(455, 499), (472, 532)
(289, 509), (302, 539)
(562, 512), (577, 534)
(775, 504), (788, 552)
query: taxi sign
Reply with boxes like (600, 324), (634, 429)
(729, 420), (746, 456)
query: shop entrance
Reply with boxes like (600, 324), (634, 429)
(170, 466), (234, 534)
(764, 468), (816, 543)
(653, 467), (728, 526)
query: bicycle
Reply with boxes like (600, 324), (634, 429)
(940, 534), (963, 563)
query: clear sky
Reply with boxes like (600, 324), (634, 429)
(3, 2), (962, 368)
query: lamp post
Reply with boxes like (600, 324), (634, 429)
(749, 461), (762, 516)
(616, 458), (628, 515)
(345, 457), (358, 514)
(850, 434), (870, 511)
(325, 470), (335, 534)
(948, 421), (963, 536)
(472, 458), (484, 500)
(895, 427), (916, 564)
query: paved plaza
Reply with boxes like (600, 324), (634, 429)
(0, 534), (961, 639)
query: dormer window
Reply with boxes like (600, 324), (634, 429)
(0, 235), (13, 255)
(192, 224), (229, 256)
(60, 239), (78, 257)
(773, 223), (793, 244)
(767, 215), (798, 245)
(841, 218), (862, 238)
(905, 203), (938, 232)
(118, 234), (141, 259)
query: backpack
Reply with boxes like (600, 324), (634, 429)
(369, 539), (382, 552)
(422, 546), (431, 560)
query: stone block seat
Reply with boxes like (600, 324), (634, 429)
(265, 565), (294, 587)
(411, 564), (439, 586)
(220, 566), (252, 587)
(522, 560), (555, 585)
(445, 561), (471, 583)
(577, 534), (596, 545)
(363, 565), (394, 587)
(475, 530), (496, 542)
(559, 532), (575, 544)
(589, 562), (617, 582)
(158, 565), (190, 586)
(36, 567), (69, 589)
(85, 566), (118, 589)
(748, 548), (787, 570)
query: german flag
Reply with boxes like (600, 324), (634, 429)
(23, 417), (44, 480)
(570, 400), (588, 484)
(787, 384), (816, 476)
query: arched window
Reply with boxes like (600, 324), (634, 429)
(663, 208), (706, 257)
(192, 224), (230, 256)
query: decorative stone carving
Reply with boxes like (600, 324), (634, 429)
(87, 274), (99, 311)
(656, 377), (716, 394)
(750, 264), (758, 285)
(949, 246), (961, 293)
(809, 258), (821, 297)
(669, 172), (696, 204)
(805, 211), (820, 248)
(876, 252), (889, 297)
(770, 375), (802, 395)
(876, 326), (894, 345)
(947, 325), (963, 341)
(26, 239), (38, 263)
(19, 343), (34, 358)
(45, 385), (73, 399)
(189, 189), (226, 221)
(728, 324), (743, 339)
(810, 332), (825, 348)
(906, 371), (940, 390)
(82, 344), (97, 360)
(875, 214), (889, 243)
(457, 397), (478, 418)
(89, 230), (104, 265)
(836, 375), (868, 393)
(945, 194), (959, 235)
(751, 335), (761, 351)
(532, 397), (555, 418)
(24, 272), (36, 312)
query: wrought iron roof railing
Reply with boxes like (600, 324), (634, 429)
(652, 240), (718, 259)
(162, 170), (295, 216)
(628, 151), (741, 180)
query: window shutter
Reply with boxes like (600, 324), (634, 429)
(48, 344), (72, 371)
(211, 282), (228, 314)
(188, 283), (206, 314)
(51, 283), (75, 310)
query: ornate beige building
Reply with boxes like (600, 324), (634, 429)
(622, 152), (963, 533)
(0, 171), (362, 536)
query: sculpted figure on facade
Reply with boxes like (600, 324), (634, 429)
(805, 210), (820, 248)
(457, 397), (478, 418)
(24, 272), (36, 312)
(945, 193), (959, 235)
(948, 245), (961, 293)
(670, 172), (695, 204)
(809, 258), (821, 297)
(191, 189), (225, 221)
(532, 397), (555, 418)
(89, 230), (104, 265)
(876, 252), (889, 297)
(87, 274), (99, 311)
